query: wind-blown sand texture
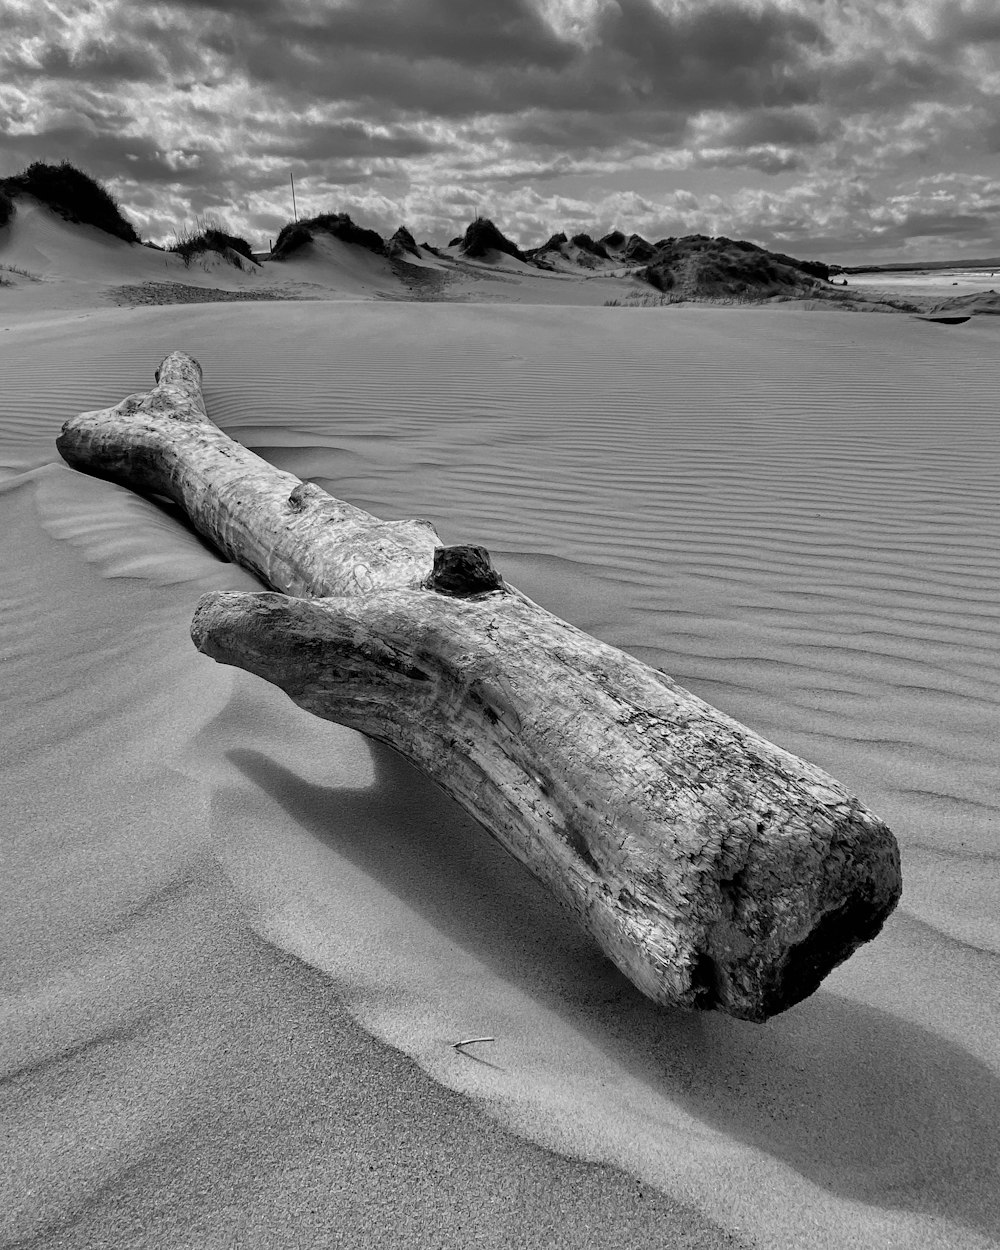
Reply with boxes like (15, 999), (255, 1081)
(2, 207), (999, 1249)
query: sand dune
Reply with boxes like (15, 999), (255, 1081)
(0, 200), (656, 313)
(0, 198), (283, 312)
(1, 258), (999, 1250)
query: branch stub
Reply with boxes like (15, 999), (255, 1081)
(425, 544), (506, 598)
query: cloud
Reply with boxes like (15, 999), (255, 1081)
(712, 107), (830, 148)
(590, 0), (828, 109)
(17, 37), (165, 84)
(171, 0), (577, 68)
(247, 119), (441, 164)
(936, 0), (1000, 46)
(1, 0), (997, 257)
(694, 145), (807, 174)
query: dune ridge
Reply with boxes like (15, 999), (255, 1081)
(6, 170), (1000, 316)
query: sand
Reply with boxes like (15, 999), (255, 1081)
(2, 206), (999, 1249)
(848, 268), (1000, 297)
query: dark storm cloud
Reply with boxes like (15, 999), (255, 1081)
(591, 0), (828, 110)
(164, 0), (576, 70)
(822, 52), (964, 110)
(502, 108), (690, 151)
(138, 0), (829, 118)
(303, 0), (575, 69)
(716, 108), (829, 148)
(240, 119), (440, 163)
(891, 209), (1000, 238)
(938, 1), (1000, 46)
(16, 39), (164, 84)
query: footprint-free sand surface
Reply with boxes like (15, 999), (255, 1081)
(2, 211), (999, 1249)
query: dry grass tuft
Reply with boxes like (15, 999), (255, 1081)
(169, 216), (255, 269)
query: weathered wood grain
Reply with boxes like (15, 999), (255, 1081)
(58, 352), (903, 1021)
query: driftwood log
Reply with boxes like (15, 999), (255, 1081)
(57, 352), (902, 1021)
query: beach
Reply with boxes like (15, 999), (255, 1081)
(2, 247), (999, 1247)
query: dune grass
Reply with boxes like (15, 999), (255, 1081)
(0, 263), (42, 281)
(0, 161), (140, 243)
(169, 218), (255, 269)
(571, 233), (610, 259)
(459, 216), (526, 262)
(604, 291), (769, 307)
(271, 212), (385, 260)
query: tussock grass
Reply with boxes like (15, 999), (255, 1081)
(271, 212), (385, 260)
(604, 288), (932, 314)
(459, 216), (526, 262)
(639, 235), (830, 299)
(0, 263), (42, 281)
(604, 292), (769, 307)
(571, 233), (609, 259)
(169, 216), (254, 269)
(0, 161), (140, 243)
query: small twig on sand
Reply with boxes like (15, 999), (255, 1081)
(453, 1036), (496, 1055)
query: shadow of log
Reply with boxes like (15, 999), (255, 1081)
(227, 740), (1000, 1242)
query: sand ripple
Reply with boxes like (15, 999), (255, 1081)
(2, 301), (998, 1249)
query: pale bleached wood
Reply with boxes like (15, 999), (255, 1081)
(56, 352), (439, 596)
(58, 352), (902, 1021)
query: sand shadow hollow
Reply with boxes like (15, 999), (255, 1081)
(226, 741), (1000, 1243)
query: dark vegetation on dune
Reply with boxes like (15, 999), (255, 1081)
(571, 233), (610, 259)
(170, 226), (255, 267)
(458, 216), (527, 262)
(523, 224), (827, 295)
(595, 230), (656, 262)
(387, 224), (420, 258)
(623, 234), (656, 263)
(0, 161), (140, 243)
(528, 232), (611, 263)
(768, 249), (830, 282)
(0, 189), (13, 229)
(271, 212), (386, 260)
(640, 234), (831, 297)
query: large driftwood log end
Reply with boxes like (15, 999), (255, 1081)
(191, 587), (902, 1022)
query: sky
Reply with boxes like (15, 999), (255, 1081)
(2, 0), (999, 263)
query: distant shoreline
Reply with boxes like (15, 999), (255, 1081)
(838, 255), (1000, 274)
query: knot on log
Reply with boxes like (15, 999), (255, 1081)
(287, 482), (317, 511)
(425, 545), (506, 598)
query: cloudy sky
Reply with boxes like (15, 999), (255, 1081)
(2, 0), (999, 261)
